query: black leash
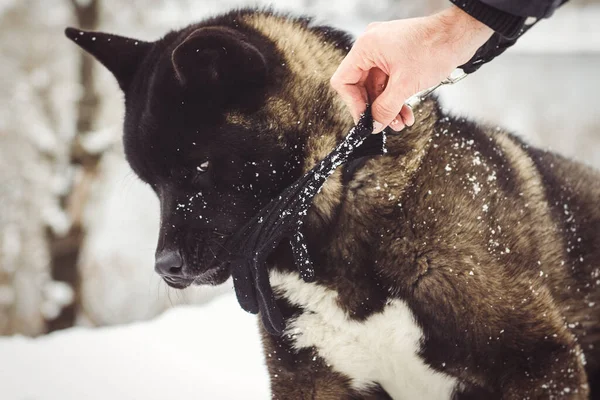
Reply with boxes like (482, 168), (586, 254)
(460, 0), (571, 73)
(223, 107), (380, 335)
(459, 16), (541, 74)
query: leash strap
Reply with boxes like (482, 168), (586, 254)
(458, 0), (570, 73)
(224, 107), (378, 335)
(459, 16), (541, 74)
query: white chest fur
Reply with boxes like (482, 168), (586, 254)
(270, 270), (458, 400)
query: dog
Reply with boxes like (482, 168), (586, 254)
(66, 8), (600, 399)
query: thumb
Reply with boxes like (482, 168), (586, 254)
(330, 55), (369, 123)
(371, 77), (410, 133)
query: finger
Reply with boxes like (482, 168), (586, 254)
(331, 68), (368, 123)
(231, 260), (259, 314)
(371, 76), (411, 133)
(330, 48), (370, 123)
(340, 81), (369, 124)
(400, 104), (415, 127)
(389, 115), (406, 132)
(365, 67), (388, 105)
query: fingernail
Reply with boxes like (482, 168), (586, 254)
(400, 116), (414, 128)
(390, 119), (405, 133)
(372, 121), (384, 134)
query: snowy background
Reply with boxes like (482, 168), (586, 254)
(0, 0), (598, 399)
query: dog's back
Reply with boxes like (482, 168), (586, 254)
(269, 97), (600, 398)
(529, 144), (600, 381)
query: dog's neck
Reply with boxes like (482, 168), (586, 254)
(269, 98), (439, 306)
(305, 98), (439, 234)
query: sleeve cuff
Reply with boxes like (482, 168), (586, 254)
(449, 0), (526, 39)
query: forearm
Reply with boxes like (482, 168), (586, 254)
(434, 5), (494, 66)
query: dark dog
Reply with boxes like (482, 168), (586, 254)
(67, 9), (600, 399)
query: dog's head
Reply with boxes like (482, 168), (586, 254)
(66, 10), (353, 289)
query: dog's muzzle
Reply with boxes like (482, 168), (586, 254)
(154, 250), (194, 288)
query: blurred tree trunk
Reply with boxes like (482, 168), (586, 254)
(0, 0), (80, 336)
(46, 0), (102, 333)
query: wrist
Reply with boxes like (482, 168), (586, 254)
(434, 5), (493, 65)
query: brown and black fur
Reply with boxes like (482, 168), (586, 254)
(66, 8), (600, 399)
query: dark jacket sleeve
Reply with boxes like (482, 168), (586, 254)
(480, 0), (568, 18)
(449, 0), (569, 38)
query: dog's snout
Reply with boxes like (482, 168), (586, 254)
(155, 250), (183, 278)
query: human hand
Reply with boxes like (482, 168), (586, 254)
(330, 5), (493, 133)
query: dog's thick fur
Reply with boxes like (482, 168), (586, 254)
(67, 9), (600, 399)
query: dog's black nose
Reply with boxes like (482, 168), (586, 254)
(155, 250), (184, 278)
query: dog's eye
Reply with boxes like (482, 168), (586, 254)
(189, 161), (211, 187)
(196, 161), (210, 173)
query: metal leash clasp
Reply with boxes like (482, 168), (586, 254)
(404, 69), (468, 110)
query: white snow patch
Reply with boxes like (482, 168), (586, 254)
(0, 294), (269, 400)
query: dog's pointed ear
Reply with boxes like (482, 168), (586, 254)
(65, 27), (151, 91)
(171, 27), (267, 90)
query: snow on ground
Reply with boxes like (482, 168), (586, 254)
(0, 294), (270, 400)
